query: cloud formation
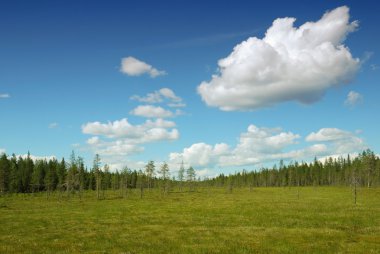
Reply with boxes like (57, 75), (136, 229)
(0, 93), (10, 99)
(344, 91), (363, 107)
(82, 118), (179, 157)
(306, 128), (366, 154)
(169, 125), (365, 169)
(198, 6), (359, 111)
(120, 57), (166, 77)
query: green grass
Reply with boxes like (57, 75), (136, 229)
(1, 187), (380, 253)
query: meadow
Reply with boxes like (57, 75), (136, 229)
(0, 187), (380, 253)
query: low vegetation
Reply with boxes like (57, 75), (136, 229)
(1, 187), (380, 253)
(1, 150), (379, 253)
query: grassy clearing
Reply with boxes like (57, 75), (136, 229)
(1, 187), (380, 253)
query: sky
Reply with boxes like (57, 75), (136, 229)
(1, 0), (380, 178)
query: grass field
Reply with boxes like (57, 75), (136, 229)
(1, 187), (380, 253)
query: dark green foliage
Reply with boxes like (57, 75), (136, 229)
(0, 149), (378, 194)
(0, 153), (10, 193)
(204, 150), (380, 188)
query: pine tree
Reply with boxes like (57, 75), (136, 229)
(57, 158), (67, 192)
(31, 160), (45, 193)
(93, 154), (101, 200)
(186, 166), (196, 191)
(45, 159), (58, 197)
(159, 162), (170, 195)
(66, 151), (80, 197)
(145, 160), (155, 190)
(0, 153), (10, 194)
(9, 154), (19, 193)
(178, 161), (185, 191)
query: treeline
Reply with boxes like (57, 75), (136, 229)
(204, 149), (380, 188)
(0, 150), (379, 195)
(0, 152), (197, 195)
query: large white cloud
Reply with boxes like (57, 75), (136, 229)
(130, 105), (174, 118)
(120, 56), (166, 78)
(198, 6), (360, 111)
(169, 125), (366, 169)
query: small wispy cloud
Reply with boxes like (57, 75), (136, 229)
(0, 93), (10, 99)
(345, 91), (363, 107)
(370, 64), (379, 71)
(48, 122), (59, 129)
(131, 88), (186, 108)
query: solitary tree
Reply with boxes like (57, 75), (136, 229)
(186, 166), (196, 191)
(120, 167), (130, 198)
(145, 161), (155, 190)
(159, 162), (170, 195)
(93, 154), (101, 200)
(178, 161), (185, 191)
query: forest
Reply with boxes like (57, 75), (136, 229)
(0, 149), (379, 196)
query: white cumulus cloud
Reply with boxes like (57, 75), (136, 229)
(82, 118), (179, 164)
(170, 142), (231, 167)
(345, 91), (363, 107)
(306, 127), (366, 154)
(82, 118), (178, 141)
(130, 105), (174, 118)
(120, 56), (166, 78)
(198, 6), (359, 111)
(306, 128), (352, 142)
(169, 124), (366, 170)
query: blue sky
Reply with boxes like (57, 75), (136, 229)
(1, 0), (379, 177)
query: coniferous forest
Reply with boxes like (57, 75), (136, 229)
(0, 149), (379, 196)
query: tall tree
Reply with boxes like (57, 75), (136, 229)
(66, 151), (80, 197)
(177, 161), (185, 191)
(45, 159), (58, 196)
(102, 164), (111, 198)
(9, 154), (20, 193)
(57, 158), (67, 192)
(31, 160), (45, 192)
(145, 160), (155, 190)
(0, 153), (10, 193)
(93, 154), (101, 200)
(159, 162), (170, 195)
(22, 153), (34, 193)
(186, 166), (196, 191)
